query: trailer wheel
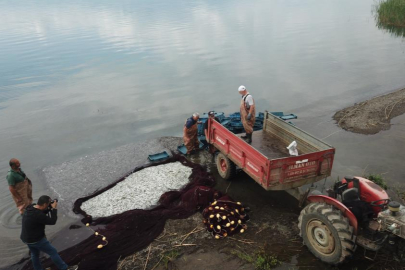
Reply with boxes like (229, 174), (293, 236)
(298, 203), (356, 265)
(216, 153), (236, 180)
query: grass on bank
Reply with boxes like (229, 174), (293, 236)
(365, 173), (388, 190)
(162, 250), (180, 268)
(376, 0), (405, 27)
(231, 249), (280, 270)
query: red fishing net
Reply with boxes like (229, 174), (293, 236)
(202, 200), (249, 239)
(19, 155), (217, 270)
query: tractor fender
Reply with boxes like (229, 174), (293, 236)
(307, 195), (358, 235)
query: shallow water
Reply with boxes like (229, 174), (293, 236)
(1, 0), (405, 268)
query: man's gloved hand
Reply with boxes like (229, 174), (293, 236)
(247, 113), (252, 120)
(51, 200), (58, 209)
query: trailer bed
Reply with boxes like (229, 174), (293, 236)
(208, 111), (335, 191)
(236, 131), (290, 159)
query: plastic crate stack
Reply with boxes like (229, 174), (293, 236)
(197, 111), (297, 137)
(197, 112), (265, 137)
(219, 112), (265, 134)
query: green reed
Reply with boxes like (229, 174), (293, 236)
(376, 0), (405, 27)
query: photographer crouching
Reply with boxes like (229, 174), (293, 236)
(20, 195), (69, 270)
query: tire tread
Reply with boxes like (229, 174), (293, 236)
(298, 202), (356, 265)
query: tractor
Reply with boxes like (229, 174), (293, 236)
(299, 176), (405, 264)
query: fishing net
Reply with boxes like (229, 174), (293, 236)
(202, 200), (249, 239)
(20, 155), (217, 270)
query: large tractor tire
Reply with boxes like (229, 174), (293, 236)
(298, 202), (356, 265)
(216, 152), (236, 180)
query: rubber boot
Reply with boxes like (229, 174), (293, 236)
(241, 134), (248, 139)
(246, 133), (252, 144)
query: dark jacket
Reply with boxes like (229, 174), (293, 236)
(20, 204), (58, 243)
(185, 116), (197, 129)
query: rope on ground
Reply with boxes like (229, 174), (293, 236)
(143, 245), (152, 270)
(228, 237), (255, 245)
(180, 226), (204, 245)
(225, 181), (232, 193)
(173, 243), (197, 247)
(385, 97), (405, 120)
(150, 255), (164, 270)
(321, 129), (342, 140)
(337, 101), (368, 127)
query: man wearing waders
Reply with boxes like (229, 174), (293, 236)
(238, 85), (255, 144)
(183, 112), (200, 154)
(7, 158), (33, 215)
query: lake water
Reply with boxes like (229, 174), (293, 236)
(1, 0), (405, 268)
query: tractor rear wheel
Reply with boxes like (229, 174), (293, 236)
(298, 202), (356, 265)
(216, 152), (236, 180)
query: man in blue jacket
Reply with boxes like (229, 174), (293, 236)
(183, 112), (201, 154)
(20, 195), (68, 270)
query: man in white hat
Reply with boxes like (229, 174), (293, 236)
(238, 85), (255, 143)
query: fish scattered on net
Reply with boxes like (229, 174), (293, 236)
(19, 155), (217, 270)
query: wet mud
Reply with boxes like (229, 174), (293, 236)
(5, 140), (405, 270)
(111, 151), (405, 270)
(334, 88), (405, 134)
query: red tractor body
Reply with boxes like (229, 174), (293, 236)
(343, 176), (389, 215)
(299, 176), (404, 265)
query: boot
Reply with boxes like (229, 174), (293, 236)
(241, 133), (248, 139)
(246, 133), (252, 144)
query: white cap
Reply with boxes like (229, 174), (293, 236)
(238, 85), (246, 92)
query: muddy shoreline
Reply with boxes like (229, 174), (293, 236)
(6, 138), (405, 270)
(334, 88), (405, 134)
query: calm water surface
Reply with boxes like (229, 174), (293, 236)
(1, 0), (405, 267)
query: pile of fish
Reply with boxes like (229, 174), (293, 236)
(81, 162), (192, 217)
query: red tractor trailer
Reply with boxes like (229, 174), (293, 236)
(207, 111), (405, 264)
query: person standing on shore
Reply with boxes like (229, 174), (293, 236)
(238, 85), (256, 143)
(183, 112), (201, 154)
(7, 158), (33, 215)
(21, 195), (68, 270)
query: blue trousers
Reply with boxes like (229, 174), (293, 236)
(26, 237), (68, 270)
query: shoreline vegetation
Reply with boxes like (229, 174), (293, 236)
(375, 0), (405, 37)
(376, 0), (405, 27)
(333, 88), (405, 134)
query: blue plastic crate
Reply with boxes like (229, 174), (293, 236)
(229, 112), (241, 119)
(220, 119), (231, 126)
(198, 111), (226, 135)
(177, 142), (205, 155)
(197, 120), (207, 136)
(255, 112), (264, 120)
(230, 122), (244, 128)
(270, 112), (284, 117)
(214, 112), (225, 121)
(280, 114), (297, 120)
(201, 111), (225, 120)
(148, 151), (170, 162)
(232, 129), (245, 134)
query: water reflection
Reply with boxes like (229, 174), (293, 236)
(377, 23), (405, 38)
(1, 0), (405, 267)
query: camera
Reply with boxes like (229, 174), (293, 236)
(50, 199), (58, 204)
(48, 199), (58, 210)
